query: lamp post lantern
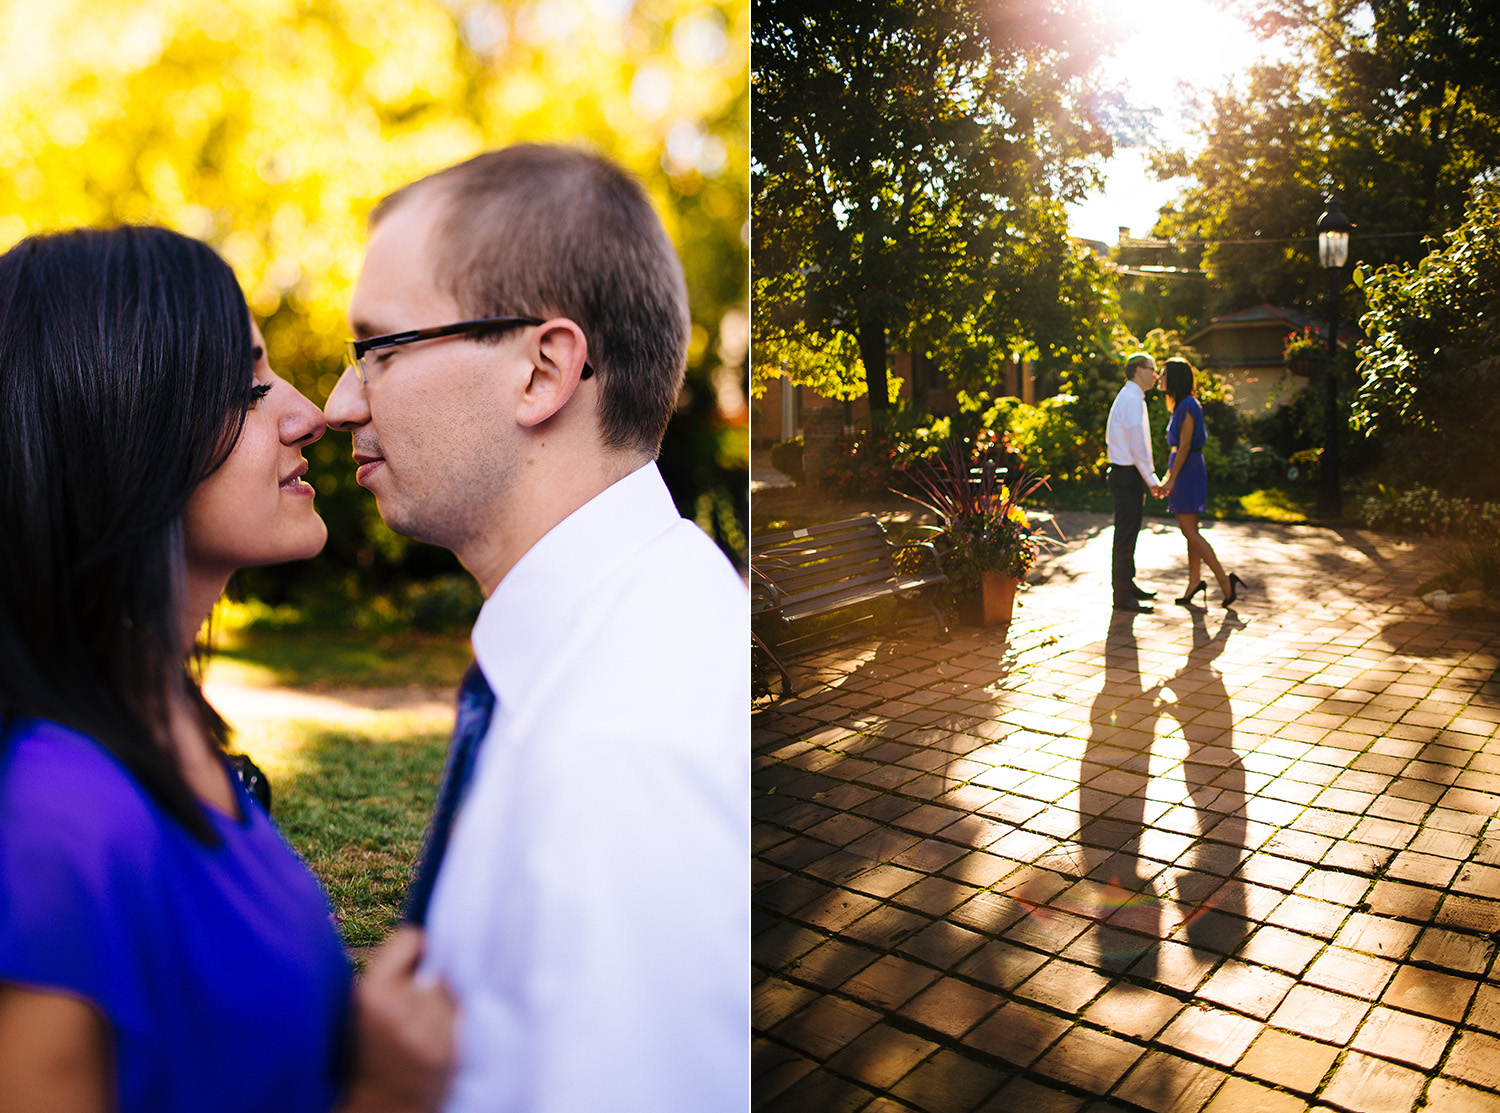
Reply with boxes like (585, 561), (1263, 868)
(1316, 194), (1351, 519)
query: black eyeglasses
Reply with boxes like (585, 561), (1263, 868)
(345, 314), (595, 384)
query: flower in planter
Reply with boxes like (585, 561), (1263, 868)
(1282, 327), (1327, 367)
(899, 436), (1063, 597)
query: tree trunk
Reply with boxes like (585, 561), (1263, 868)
(858, 310), (889, 411)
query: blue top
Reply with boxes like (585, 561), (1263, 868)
(1167, 395), (1207, 451)
(0, 719), (352, 1113)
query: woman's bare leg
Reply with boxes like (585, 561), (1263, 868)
(1176, 513), (1229, 597)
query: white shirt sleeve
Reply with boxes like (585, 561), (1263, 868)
(1127, 399), (1160, 488)
(1106, 383), (1160, 488)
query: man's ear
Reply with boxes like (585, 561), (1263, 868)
(516, 319), (589, 428)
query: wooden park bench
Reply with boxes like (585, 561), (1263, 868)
(752, 515), (948, 698)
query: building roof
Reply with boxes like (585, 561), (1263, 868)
(1186, 302), (1361, 347)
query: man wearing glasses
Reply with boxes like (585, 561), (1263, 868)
(325, 144), (746, 1112)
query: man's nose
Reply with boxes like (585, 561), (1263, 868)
(324, 365), (370, 431)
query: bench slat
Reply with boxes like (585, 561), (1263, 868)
(774, 572), (906, 608)
(756, 550), (892, 577)
(769, 556), (891, 580)
(778, 573), (948, 623)
(755, 518), (889, 548)
(755, 534), (891, 560)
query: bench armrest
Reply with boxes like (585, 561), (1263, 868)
(750, 564), (787, 611)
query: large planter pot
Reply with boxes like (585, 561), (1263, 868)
(981, 571), (1020, 627)
(957, 572), (1020, 628)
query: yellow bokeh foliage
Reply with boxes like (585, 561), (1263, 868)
(0, 0), (749, 572)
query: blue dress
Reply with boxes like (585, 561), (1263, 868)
(0, 719), (352, 1113)
(1166, 396), (1209, 515)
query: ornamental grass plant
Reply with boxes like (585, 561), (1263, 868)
(900, 436), (1063, 596)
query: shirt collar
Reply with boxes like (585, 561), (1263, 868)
(1125, 379), (1145, 399)
(470, 462), (681, 707)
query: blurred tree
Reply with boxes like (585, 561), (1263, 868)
(752, 0), (1121, 410)
(750, 326), (865, 402)
(928, 197), (1121, 400)
(1152, 0), (1500, 321)
(0, 0), (748, 590)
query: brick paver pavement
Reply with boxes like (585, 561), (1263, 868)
(753, 513), (1500, 1112)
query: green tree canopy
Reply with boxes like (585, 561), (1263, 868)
(1353, 184), (1500, 496)
(752, 0), (1121, 409)
(1151, 0), (1500, 323)
(0, 0), (748, 580)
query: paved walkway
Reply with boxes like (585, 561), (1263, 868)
(753, 513), (1500, 1112)
(753, 447), (796, 493)
(202, 673), (455, 758)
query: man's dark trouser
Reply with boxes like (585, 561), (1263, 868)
(1108, 464), (1145, 601)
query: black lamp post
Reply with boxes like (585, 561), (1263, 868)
(1316, 195), (1351, 519)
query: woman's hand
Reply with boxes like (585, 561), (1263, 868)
(339, 927), (457, 1113)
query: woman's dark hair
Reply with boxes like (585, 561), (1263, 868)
(1162, 358), (1195, 407)
(0, 226), (255, 842)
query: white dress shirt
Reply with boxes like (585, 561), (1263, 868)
(1105, 379), (1161, 488)
(422, 462), (749, 1113)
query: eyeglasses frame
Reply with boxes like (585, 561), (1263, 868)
(346, 314), (595, 383)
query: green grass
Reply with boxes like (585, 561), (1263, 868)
(211, 626), (472, 689)
(208, 599), (472, 689)
(1223, 486), (1314, 523)
(254, 723), (447, 948)
(1037, 481), (1316, 523)
(205, 616), (466, 948)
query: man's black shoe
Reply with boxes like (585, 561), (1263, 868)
(1114, 598), (1153, 613)
(1131, 585), (1157, 600)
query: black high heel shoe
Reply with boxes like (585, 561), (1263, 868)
(1225, 573), (1247, 607)
(1174, 581), (1206, 606)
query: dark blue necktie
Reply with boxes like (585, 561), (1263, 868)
(402, 661), (497, 926)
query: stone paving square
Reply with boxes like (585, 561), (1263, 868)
(754, 514), (1500, 1111)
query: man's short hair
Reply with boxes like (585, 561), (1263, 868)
(372, 144), (689, 455)
(1124, 351), (1156, 380)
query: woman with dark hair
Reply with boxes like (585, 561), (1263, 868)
(1158, 357), (1246, 607)
(0, 226), (451, 1113)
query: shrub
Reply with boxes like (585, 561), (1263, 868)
(999, 395), (1100, 482)
(1199, 397), (1240, 452)
(1358, 486), (1500, 596)
(402, 575), (484, 633)
(1287, 448), (1322, 485)
(962, 394), (1101, 482)
(1448, 537), (1500, 593)
(1234, 444), (1287, 485)
(1357, 484), (1500, 541)
(819, 427), (903, 495)
(818, 412), (952, 496)
(769, 437), (804, 482)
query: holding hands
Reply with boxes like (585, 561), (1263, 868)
(339, 926), (457, 1113)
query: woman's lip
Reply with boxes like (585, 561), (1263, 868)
(280, 476), (315, 496)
